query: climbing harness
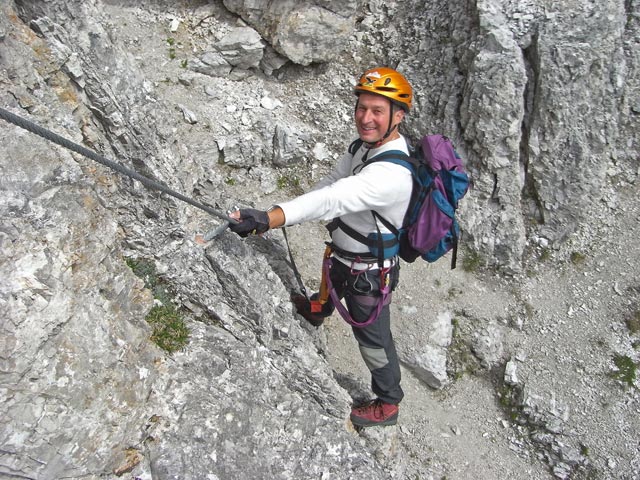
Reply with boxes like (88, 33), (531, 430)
(0, 107), (236, 234)
(284, 227), (393, 329)
(321, 248), (393, 328)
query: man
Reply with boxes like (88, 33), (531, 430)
(230, 67), (414, 427)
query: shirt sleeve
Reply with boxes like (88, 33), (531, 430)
(278, 161), (412, 226)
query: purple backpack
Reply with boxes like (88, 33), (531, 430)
(366, 134), (470, 268)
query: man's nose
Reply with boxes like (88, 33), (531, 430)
(360, 109), (373, 123)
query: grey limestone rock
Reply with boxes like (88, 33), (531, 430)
(222, 0), (357, 65)
(1, 0), (639, 478)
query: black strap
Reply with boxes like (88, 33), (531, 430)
(371, 211), (399, 236)
(327, 218), (398, 250)
(450, 226), (460, 270)
(367, 150), (412, 164)
(282, 227), (308, 297)
(348, 138), (364, 155)
(451, 241), (458, 269)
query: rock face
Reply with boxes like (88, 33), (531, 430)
(378, 0), (637, 272)
(0, 2), (384, 478)
(222, 0), (357, 65)
(1, 0), (639, 479)
(0, 126), (158, 478)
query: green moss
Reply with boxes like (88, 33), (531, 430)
(126, 258), (172, 305)
(447, 287), (463, 299)
(276, 174), (302, 193)
(461, 250), (482, 272)
(524, 302), (535, 322)
(146, 304), (189, 353)
(496, 366), (526, 423)
(126, 258), (189, 353)
(626, 311), (640, 334)
(570, 251), (587, 265)
(611, 354), (637, 387)
(539, 248), (551, 262)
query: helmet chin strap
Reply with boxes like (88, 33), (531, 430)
(363, 123), (398, 149)
(359, 99), (399, 149)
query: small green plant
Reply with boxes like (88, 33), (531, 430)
(277, 176), (286, 189)
(610, 354), (637, 387)
(224, 177), (236, 186)
(581, 444), (590, 457)
(524, 302), (535, 322)
(447, 287), (462, 299)
(539, 248), (551, 262)
(276, 174), (301, 191)
(496, 379), (526, 425)
(626, 311), (640, 334)
(166, 37), (177, 59)
(570, 251), (587, 265)
(498, 383), (519, 411)
(126, 258), (172, 305)
(146, 304), (189, 353)
(461, 250), (482, 272)
(126, 258), (189, 353)
(180, 59), (188, 69)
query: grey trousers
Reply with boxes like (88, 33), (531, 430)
(329, 258), (404, 405)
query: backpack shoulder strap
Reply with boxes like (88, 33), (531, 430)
(363, 149), (419, 233)
(366, 149), (417, 173)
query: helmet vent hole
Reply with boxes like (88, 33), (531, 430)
(375, 86), (399, 92)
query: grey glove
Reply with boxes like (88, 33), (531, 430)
(229, 208), (270, 237)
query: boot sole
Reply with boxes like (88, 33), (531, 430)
(350, 413), (398, 427)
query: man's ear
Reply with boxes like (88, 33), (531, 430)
(394, 107), (405, 123)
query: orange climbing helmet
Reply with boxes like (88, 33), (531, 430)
(354, 67), (413, 111)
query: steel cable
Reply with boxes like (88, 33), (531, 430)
(0, 106), (236, 224)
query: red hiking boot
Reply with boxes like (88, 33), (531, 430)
(350, 399), (399, 427)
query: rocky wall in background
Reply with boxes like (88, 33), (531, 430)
(222, 0), (357, 65)
(375, 0), (638, 272)
(1, 0), (639, 478)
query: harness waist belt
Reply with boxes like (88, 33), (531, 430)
(327, 242), (378, 263)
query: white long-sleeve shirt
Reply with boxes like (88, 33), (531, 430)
(278, 135), (413, 266)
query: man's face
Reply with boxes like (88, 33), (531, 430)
(355, 92), (404, 144)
